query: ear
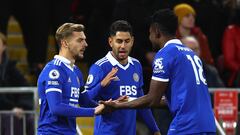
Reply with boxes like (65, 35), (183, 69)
(61, 40), (68, 48)
(155, 29), (161, 38)
(108, 37), (113, 47)
(132, 36), (134, 43)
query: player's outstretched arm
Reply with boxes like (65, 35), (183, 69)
(79, 87), (98, 107)
(94, 104), (105, 115)
(100, 80), (168, 108)
(47, 91), (95, 117)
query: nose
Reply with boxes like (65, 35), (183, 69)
(83, 40), (88, 47)
(120, 41), (127, 48)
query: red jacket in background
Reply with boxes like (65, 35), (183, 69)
(176, 27), (214, 65)
(222, 24), (240, 86)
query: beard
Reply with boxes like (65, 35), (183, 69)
(74, 53), (83, 61)
(69, 46), (84, 61)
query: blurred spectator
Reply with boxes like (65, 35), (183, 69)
(0, 0), (49, 76)
(0, 32), (34, 135)
(174, 3), (214, 65)
(181, 36), (225, 87)
(0, 33), (28, 86)
(187, 0), (229, 60)
(222, 7), (240, 87)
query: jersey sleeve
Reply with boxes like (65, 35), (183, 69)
(46, 92), (95, 117)
(137, 109), (160, 133)
(44, 65), (65, 94)
(137, 61), (160, 133)
(84, 64), (104, 100)
(44, 66), (95, 117)
(75, 67), (98, 107)
(151, 51), (171, 82)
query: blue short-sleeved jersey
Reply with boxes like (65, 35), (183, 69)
(152, 39), (216, 135)
(85, 52), (157, 135)
(37, 55), (93, 135)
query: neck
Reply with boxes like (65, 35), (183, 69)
(160, 36), (176, 48)
(119, 59), (128, 65)
(59, 50), (75, 66)
(179, 25), (191, 37)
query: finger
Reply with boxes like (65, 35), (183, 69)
(119, 95), (129, 101)
(99, 100), (106, 104)
(109, 76), (118, 81)
(117, 95), (126, 101)
(108, 67), (118, 76)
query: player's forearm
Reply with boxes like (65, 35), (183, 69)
(50, 103), (95, 117)
(79, 91), (98, 107)
(118, 94), (163, 108)
(118, 95), (152, 108)
(86, 83), (102, 99)
(47, 92), (95, 117)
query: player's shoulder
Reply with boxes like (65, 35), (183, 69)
(89, 57), (109, 73)
(41, 60), (65, 76)
(129, 56), (140, 63)
(45, 59), (64, 70)
(92, 56), (110, 69)
(159, 43), (191, 57)
(94, 56), (109, 67)
(129, 56), (141, 66)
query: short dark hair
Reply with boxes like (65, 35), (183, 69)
(150, 9), (178, 36)
(109, 20), (133, 36)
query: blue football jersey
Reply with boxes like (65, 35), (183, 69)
(152, 39), (216, 134)
(37, 55), (92, 135)
(85, 52), (144, 135)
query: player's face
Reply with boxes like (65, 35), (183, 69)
(67, 31), (88, 60)
(181, 14), (195, 29)
(109, 31), (134, 63)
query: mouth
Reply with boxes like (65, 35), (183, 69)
(79, 49), (85, 53)
(118, 50), (128, 57)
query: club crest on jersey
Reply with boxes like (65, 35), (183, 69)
(86, 74), (94, 84)
(49, 69), (60, 79)
(153, 58), (165, 73)
(133, 73), (139, 82)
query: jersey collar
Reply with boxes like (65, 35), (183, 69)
(106, 52), (134, 70)
(54, 55), (74, 71)
(163, 39), (182, 48)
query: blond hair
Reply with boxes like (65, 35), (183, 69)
(55, 23), (85, 46)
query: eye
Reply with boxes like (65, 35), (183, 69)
(116, 39), (123, 44)
(125, 39), (130, 43)
(77, 38), (84, 43)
